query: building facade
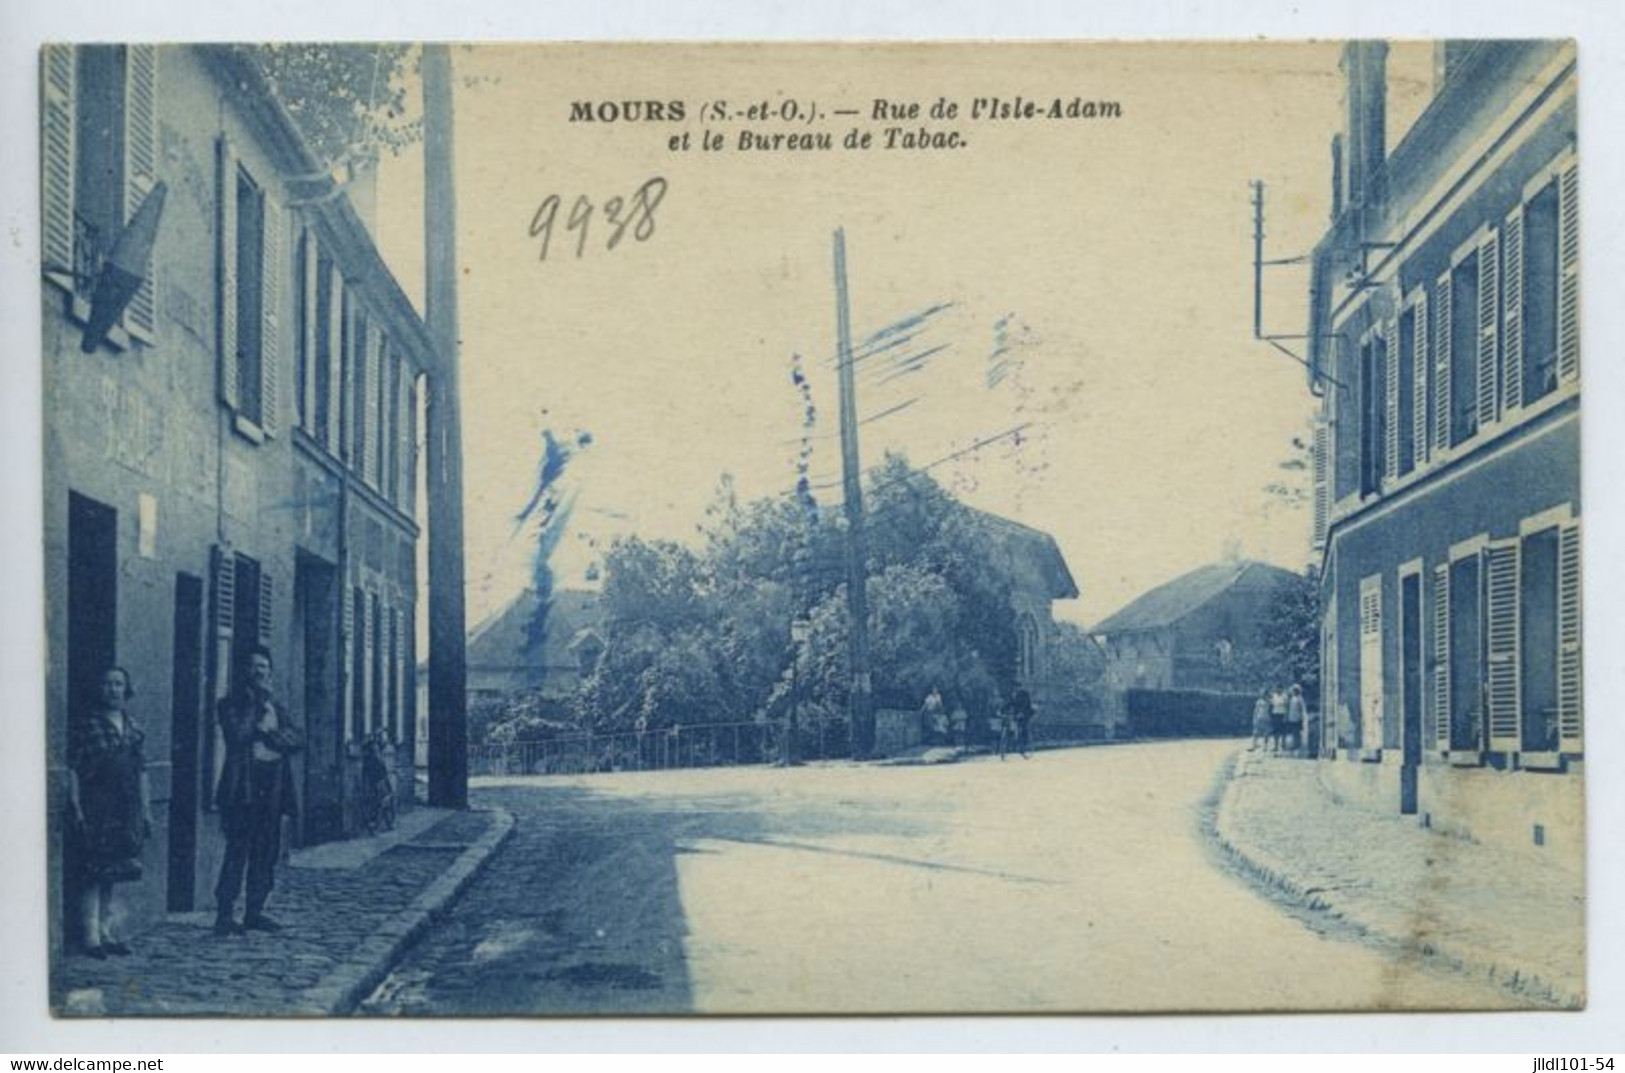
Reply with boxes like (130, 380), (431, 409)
(1304, 42), (1580, 861)
(42, 45), (432, 950)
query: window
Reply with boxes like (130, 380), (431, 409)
(351, 587), (367, 740)
(1446, 554), (1482, 750)
(315, 258), (335, 446)
(1519, 527), (1560, 752)
(217, 138), (281, 435)
(352, 313), (369, 469)
(41, 45), (159, 341)
(294, 231), (310, 430)
(1397, 305), (1417, 475)
(1359, 331), (1387, 496)
(1521, 181), (1561, 404)
(1449, 251), (1479, 446)
(235, 170), (265, 423)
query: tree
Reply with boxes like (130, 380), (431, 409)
(247, 45), (421, 172)
(1250, 566), (1321, 698)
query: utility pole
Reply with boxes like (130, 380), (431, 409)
(423, 43), (468, 808)
(833, 229), (875, 758)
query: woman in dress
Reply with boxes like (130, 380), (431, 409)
(66, 667), (153, 958)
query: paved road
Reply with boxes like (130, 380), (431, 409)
(362, 739), (1509, 1015)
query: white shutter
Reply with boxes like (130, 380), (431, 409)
(1475, 230), (1500, 431)
(1311, 420), (1329, 551)
(1557, 521), (1582, 754)
(301, 230), (319, 430)
(122, 45), (159, 342)
(41, 46), (76, 281)
(326, 266), (345, 456)
(1431, 562), (1450, 751)
(365, 322), (381, 487)
(1359, 577), (1383, 751)
(217, 135), (240, 409)
(257, 569), (276, 647)
(1432, 274), (1452, 453)
(1412, 292), (1430, 468)
(394, 606), (406, 743)
(1556, 160), (1579, 383)
(1502, 207), (1524, 413)
(362, 593), (375, 735)
(1383, 319), (1399, 484)
(1483, 541), (1520, 754)
(260, 197), (282, 435)
(342, 587), (356, 742)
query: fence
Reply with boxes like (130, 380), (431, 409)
(1123, 688), (1256, 738)
(470, 719), (869, 777)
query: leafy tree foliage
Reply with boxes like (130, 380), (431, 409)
(245, 44), (421, 171)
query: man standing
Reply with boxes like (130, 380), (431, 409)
(213, 645), (302, 936)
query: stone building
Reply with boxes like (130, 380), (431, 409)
(41, 45), (431, 951)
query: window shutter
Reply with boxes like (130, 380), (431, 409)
(1502, 207), (1524, 413)
(1311, 419), (1329, 551)
(122, 45), (159, 342)
(342, 585), (356, 742)
(217, 135), (240, 409)
(362, 594), (376, 734)
(41, 45), (76, 281)
(326, 266), (346, 457)
(1556, 160), (1579, 383)
(260, 198), (282, 436)
(301, 230), (319, 429)
(257, 569), (275, 647)
(1383, 319), (1399, 484)
(1431, 562), (1450, 751)
(1432, 274), (1451, 455)
(1359, 578), (1382, 751)
(1475, 230), (1500, 430)
(365, 325), (381, 487)
(1412, 292), (1430, 468)
(1557, 521), (1582, 754)
(1483, 540), (1520, 754)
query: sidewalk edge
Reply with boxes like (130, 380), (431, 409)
(291, 806), (517, 1015)
(1210, 752), (1582, 1011)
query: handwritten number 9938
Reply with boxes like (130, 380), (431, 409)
(530, 177), (668, 261)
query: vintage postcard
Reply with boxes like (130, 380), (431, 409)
(38, 40), (1583, 1017)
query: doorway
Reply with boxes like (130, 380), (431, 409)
(297, 553), (343, 844)
(66, 492), (117, 947)
(1400, 570), (1423, 815)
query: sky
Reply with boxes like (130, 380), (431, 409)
(371, 42), (1435, 630)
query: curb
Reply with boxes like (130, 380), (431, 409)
(1210, 752), (1581, 1010)
(291, 806), (517, 1015)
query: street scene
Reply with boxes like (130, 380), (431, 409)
(38, 40), (1583, 1016)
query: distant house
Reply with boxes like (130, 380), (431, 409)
(1091, 560), (1300, 693)
(964, 510), (1081, 708)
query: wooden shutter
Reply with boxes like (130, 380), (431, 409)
(1311, 420), (1329, 551)
(1556, 160), (1579, 383)
(260, 197), (282, 435)
(122, 45), (159, 341)
(394, 606), (407, 743)
(1557, 520), (1582, 753)
(1502, 207), (1524, 412)
(300, 230), (319, 429)
(1432, 274), (1451, 454)
(362, 592), (375, 734)
(341, 585), (356, 742)
(1475, 230), (1500, 430)
(1431, 562), (1450, 751)
(257, 569), (275, 647)
(1411, 292), (1430, 468)
(1359, 577), (1382, 751)
(326, 265), (346, 456)
(216, 135), (240, 409)
(41, 46), (76, 281)
(365, 324), (381, 487)
(1483, 540), (1520, 754)
(1383, 319), (1399, 484)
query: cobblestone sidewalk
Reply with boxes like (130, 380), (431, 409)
(1215, 750), (1584, 1008)
(52, 807), (513, 1017)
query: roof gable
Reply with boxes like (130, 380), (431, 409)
(1092, 560), (1298, 634)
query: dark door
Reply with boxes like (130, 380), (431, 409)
(297, 554), (343, 844)
(167, 573), (204, 911)
(1400, 572), (1423, 815)
(67, 493), (118, 725)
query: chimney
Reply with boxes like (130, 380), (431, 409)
(1340, 41), (1389, 210)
